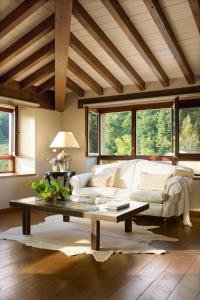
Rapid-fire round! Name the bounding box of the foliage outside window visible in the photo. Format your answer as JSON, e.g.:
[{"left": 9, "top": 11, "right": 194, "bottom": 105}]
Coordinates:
[
  {"left": 0, "top": 109, "right": 14, "bottom": 173},
  {"left": 136, "top": 108, "right": 173, "bottom": 156},
  {"left": 101, "top": 111, "right": 131, "bottom": 155},
  {"left": 179, "top": 108, "right": 200, "bottom": 154},
  {"left": 88, "top": 111, "right": 99, "bottom": 155}
]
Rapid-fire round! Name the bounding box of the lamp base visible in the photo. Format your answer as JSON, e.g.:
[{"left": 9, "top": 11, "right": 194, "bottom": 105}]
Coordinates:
[{"left": 59, "top": 157, "right": 71, "bottom": 172}]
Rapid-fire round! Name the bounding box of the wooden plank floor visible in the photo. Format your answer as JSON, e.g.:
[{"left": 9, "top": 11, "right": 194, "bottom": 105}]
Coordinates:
[{"left": 0, "top": 210, "right": 200, "bottom": 300}]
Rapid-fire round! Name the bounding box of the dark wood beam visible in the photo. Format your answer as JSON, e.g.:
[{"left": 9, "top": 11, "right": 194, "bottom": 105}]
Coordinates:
[
  {"left": 68, "top": 58, "right": 103, "bottom": 95},
  {"left": 0, "top": 81, "right": 55, "bottom": 110},
  {"left": 20, "top": 61, "right": 54, "bottom": 89},
  {"left": 78, "top": 85, "right": 200, "bottom": 108},
  {"left": 101, "top": 0, "right": 169, "bottom": 87},
  {"left": 70, "top": 33, "right": 123, "bottom": 93},
  {"left": 188, "top": 0, "right": 200, "bottom": 34},
  {"left": 66, "top": 78, "right": 85, "bottom": 97},
  {"left": 0, "top": 14, "right": 54, "bottom": 67},
  {"left": 55, "top": 0, "right": 72, "bottom": 112},
  {"left": 143, "top": 0, "right": 194, "bottom": 84},
  {"left": 37, "top": 76, "right": 55, "bottom": 95},
  {"left": 72, "top": 0, "right": 145, "bottom": 90},
  {"left": 0, "top": 0, "right": 48, "bottom": 39},
  {"left": 0, "top": 41, "right": 54, "bottom": 84}
]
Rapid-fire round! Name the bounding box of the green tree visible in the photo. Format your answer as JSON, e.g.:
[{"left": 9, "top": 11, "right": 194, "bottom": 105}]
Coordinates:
[
  {"left": 180, "top": 114, "right": 200, "bottom": 152},
  {"left": 115, "top": 134, "right": 131, "bottom": 155}
]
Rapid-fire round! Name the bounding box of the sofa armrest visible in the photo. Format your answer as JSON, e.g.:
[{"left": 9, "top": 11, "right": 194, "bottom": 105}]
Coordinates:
[
  {"left": 70, "top": 173, "right": 93, "bottom": 190},
  {"left": 165, "top": 176, "right": 193, "bottom": 197}
]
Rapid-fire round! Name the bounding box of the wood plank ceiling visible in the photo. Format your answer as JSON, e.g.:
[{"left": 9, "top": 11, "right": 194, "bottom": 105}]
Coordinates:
[{"left": 0, "top": 0, "right": 199, "bottom": 111}]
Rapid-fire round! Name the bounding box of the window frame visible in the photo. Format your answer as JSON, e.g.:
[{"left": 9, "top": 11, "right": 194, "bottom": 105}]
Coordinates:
[
  {"left": 0, "top": 106, "right": 18, "bottom": 173},
  {"left": 86, "top": 99, "right": 200, "bottom": 163}
]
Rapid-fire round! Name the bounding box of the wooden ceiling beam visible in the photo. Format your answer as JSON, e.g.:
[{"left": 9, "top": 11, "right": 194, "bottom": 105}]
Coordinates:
[
  {"left": 55, "top": 0, "right": 72, "bottom": 112},
  {"left": 37, "top": 76, "right": 55, "bottom": 95},
  {"left": 0, "top": 81, "right": 55, "bottom": 110},
  {"left": 70, "top": 33, "right": 123, "bottom": 93},
  {"left": 143, "top": 0, "right": 194, "bottom": 84},
  {"left": 72, "top": 0, "right": 145, "bottom": 90},
  {"left": 20, "top": 60, "right": 54, "bottom": 89},
  {"left": 0, "top": 0, "right": 48, "bottom": 39},
  {"left": 78, "top": 85, "right": 200, "bottom": 108},
  {"left": 36, "top": 75, "right": 85, "bottom": 97},
  {"left": 101, "top": 0, "right": 169, "bottom": 87},
  {"left": 188, "top": 0, "right": 200, "bottom": 34},
  {"left": 0, "top": 41, "right": 54, "bottom": 84},
  {"left": 66, "top": 78, "right": 85, "bottom": 97},
  {"left": 0, "top": 14, "right": 54, "bottom": 67},
  {"left": 68, "top": 58, "right": 103, "bottom": 95}
]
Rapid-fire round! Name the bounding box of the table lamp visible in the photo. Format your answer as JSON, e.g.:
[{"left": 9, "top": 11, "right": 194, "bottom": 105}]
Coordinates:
[{"left": 50, "top": 131, "right": 80, "bottom": 171}]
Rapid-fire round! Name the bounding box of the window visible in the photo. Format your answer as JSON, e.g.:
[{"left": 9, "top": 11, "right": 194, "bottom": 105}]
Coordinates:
[
  {"left": 88, "top": 110, "right": 99, "bottom": 155},
  {"left": 179, "top": 108, "right": 200, "bottom": 154},
  {"left": 101, "top": 111, "right": 132, "bottom": 156},
  {"left": 136, "top": 108, "right": 173, "bottom": 156},
  {"left": 0, "top": 107, "right": 16, "bottom": 173},
  {"left": 85, "top": 99, "right": 200, "bottom": 164}
]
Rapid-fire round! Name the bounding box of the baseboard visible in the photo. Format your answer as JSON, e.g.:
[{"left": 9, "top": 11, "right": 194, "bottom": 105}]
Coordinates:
[
  {"left": 190, "top": 210, "right": 200, "bottom": 216},
  {"left": 0, "top": 207, "right": 18, "bottom": 213}
]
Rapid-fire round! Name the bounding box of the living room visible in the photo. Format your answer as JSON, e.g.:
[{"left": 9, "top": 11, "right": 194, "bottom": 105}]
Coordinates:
[{"left": 0, "top": 0, "right": 200, "bottom": 299}]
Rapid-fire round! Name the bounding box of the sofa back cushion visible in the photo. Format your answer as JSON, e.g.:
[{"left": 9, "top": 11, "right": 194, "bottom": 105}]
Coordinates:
[
  {"left": 139, "top": 172, "right": 172, "bottom": 191},
  {"left": 131, "top": 160, "right": 175, "bottom": 193}
]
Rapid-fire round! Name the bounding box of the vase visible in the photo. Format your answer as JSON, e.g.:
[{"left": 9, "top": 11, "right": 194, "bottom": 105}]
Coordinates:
[
  {"left": 52, "top": 165, "right": 59, "bottom": 172},
  {"left": 59, "top": 158, "right": 71, "bottom": 171}
]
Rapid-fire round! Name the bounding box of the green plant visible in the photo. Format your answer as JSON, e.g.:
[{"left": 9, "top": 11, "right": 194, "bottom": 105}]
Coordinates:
[{"left": 31, "top": 179, "right": 70, "bottom": 201}]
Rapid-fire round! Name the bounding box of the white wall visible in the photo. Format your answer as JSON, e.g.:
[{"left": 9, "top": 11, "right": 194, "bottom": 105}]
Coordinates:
[{"left": 0, "top": 108, "right": 62, "bottom": 209}]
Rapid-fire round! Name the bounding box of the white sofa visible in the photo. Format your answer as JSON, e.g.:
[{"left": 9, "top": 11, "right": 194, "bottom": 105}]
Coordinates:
[{"left": 70, "top": 159, "right": 194, "bottom": 223}]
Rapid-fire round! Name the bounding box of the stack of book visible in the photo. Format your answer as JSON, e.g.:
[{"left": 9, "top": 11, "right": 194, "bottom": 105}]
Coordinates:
[{"left": 106, "top": 200, "right": 130, "bottom": 210}]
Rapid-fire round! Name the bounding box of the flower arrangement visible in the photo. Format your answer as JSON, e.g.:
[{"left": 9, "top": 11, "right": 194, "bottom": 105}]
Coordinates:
[
  {"left": 49, "top": 151, "right": 71, "bottom": 171},
  {"left": 50, "top": 157, "right": 61, "bottom": 166}
]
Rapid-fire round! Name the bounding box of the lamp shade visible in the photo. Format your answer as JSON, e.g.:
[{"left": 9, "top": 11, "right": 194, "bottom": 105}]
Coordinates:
[{"left": 50, "top": 131, "right": 80, "bottom": 149}]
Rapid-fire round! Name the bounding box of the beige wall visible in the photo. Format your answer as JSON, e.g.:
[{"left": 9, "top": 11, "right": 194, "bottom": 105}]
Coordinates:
[{"left": 0, "top": 108, "right": 62, "bottom": 209}]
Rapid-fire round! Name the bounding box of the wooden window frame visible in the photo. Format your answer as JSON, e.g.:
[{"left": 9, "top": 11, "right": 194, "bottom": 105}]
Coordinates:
[
  {"left": 0, "top": 106, "right": 18, "bottom": 173},
  {"left": 86, "top": 99, "right": 200, "bottom": 163}
]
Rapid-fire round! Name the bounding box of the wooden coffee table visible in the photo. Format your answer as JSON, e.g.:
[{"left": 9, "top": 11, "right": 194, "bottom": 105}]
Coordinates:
[{"left": 10, "top": 197, "right": 149, "bottom": 250}]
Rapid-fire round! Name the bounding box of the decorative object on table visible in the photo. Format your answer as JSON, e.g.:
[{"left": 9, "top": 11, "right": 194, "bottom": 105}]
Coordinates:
[
  {"left": 50, "top": 131, "right": 80, "bottom": 171},
  {"left": 31, "top": 179, "right": 70, "bottom": 201},
  {"left": 0, "top": 215, "right": 178, "bottom": 262},
  {"left": 49, "top": 157, "right": 61, "bottom": 172}
]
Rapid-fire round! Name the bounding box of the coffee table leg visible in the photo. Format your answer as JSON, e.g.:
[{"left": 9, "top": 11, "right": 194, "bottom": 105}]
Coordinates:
[
  {"left": 125, "top": 217, "right": 132, "bottom": 232},
  {"left": 91, "top": 219, "right": 100, "bottom": 250},
  {"left": 22, "top": 209, "right": 31, "bottom": 235},
  {"left": 63, "top": 215, "right": 70, "bottom": 222}
]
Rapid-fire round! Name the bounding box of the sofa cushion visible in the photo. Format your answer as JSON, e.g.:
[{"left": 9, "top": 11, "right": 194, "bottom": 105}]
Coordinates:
[
  {"left": 74, "top": 187, "right": 117, "bottom": 198},
  {"left": 173, "top": 167, "right": 194, "bottom": 178},
  {"left": 113, "top": 164, "right": 135, "bottom": 189},
  {"left": 88, "top": 175, "right": 111, "bottom": 187},
  {"left": 139, "top": 172, "right": 172, "bottom": 191},
  {"left": 129, "top": 190, "right": 167, "bottom": 204}
]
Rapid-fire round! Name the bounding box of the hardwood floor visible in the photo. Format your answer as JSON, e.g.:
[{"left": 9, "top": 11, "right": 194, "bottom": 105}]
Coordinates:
[{"left": 0, "top": 210, "right": 200, "bottom": 300}]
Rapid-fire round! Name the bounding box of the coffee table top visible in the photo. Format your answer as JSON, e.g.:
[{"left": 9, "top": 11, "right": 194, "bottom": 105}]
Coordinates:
[{"left": 10, "top": 196, "right": 149, "bottom": 223}]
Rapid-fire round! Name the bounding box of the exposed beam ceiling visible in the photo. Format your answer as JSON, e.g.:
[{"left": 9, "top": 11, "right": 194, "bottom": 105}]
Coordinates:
[
  {"left": 101, "top": 0, "right": 169, "bottom": 87},
  {"left": 72, "top": 0, "right": 145, "bottom": 90},
  {"left": 70, "top": 33, "right": 123, "bottom": 93},
  {"left": 0, "top": 81, "right": 55, "bottom": 110},
  {"left": 0, "top": 14, "right": 54, "bottom": 67},
  {"left": 20, "top": 60, "right": 54, "bottom": 89},
  {"left": 188, "top": 0, "right": 200, "bottom": 34},
  {"left": 143, "top": 0, "right": 194, "bottom": 84},
  {"left": 37, "top": 76, "right": 85, "bottom": 97},
  {"left": 66, "top": 78, "right": 85, "bottom": 97},
  {"left": 68, "top": 58, "right": 103, "bottom": 95},
  {"left": 55, "top": 0, "right": 72, "bottom": 112},
  {"left": 0, "top": 41, "right": 54, "bottom": 84},
  {"left": 0, "top": 0, "right": 48, "bottom": 39},
  {"left": 37, "top": 76, "right": 54, "bottom": 94}
]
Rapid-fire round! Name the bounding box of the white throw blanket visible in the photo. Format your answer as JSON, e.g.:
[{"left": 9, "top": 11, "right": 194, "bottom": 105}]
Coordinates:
[{"left": 166, "top": 176, "right": 192, "bottom": 226}]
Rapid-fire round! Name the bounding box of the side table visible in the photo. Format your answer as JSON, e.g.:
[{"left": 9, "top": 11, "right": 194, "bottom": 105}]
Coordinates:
[
  {"left": 44, "top": 171, "right": 75, "bottom": 189},
  {"left": 44, "top": 171, "right": 76, "bottom": 223}
]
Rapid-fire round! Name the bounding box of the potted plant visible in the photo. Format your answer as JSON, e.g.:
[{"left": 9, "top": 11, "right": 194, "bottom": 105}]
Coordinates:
[{"left": 31, "top": 179, "right": 70, "bottom": 202}]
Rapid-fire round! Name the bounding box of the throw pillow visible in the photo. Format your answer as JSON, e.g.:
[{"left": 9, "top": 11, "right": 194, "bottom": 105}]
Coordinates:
[
  {"left": 88, "top": 175, "right": 112, "bottom": 187},
  {"left": 173, "top": 167, "right": 194, "bottom": 178},
  {"left": 139, "top": 172, "right": 172, "bottom": 191}
]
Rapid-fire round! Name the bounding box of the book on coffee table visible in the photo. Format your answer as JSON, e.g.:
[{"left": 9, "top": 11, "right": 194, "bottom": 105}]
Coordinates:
[{"left": 106, "top": 200, "right": 130, "bottom": 210}]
